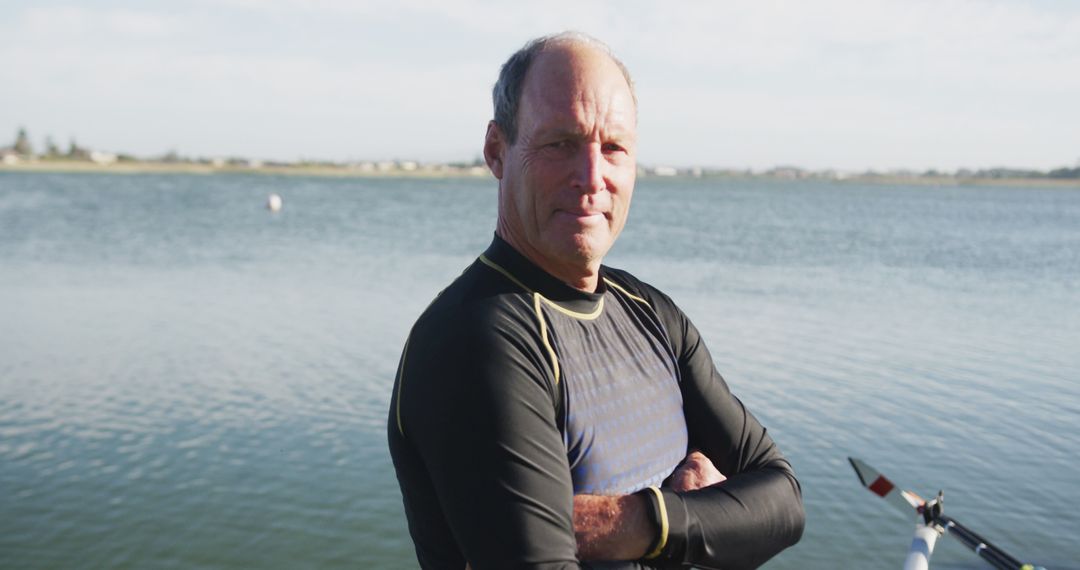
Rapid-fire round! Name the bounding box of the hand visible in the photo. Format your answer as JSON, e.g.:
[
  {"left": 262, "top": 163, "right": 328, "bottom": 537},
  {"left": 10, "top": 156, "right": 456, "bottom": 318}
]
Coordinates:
[{"left": 668, "top": 450, "right": 726, "bottom": 493}]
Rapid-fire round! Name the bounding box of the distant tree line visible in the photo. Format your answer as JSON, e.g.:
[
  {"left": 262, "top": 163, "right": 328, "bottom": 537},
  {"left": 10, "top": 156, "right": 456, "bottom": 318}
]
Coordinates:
[
  {"left": 6, "top": 126, "right": 1080, "bottom": 179},
  {"left": 958, "top": 166, "right": 1080, "bottom": 180},
  {"left": 4, "top": 127, "right": 140, "bottom": 162},
  {"left": 8, "top": 126, "right": 90, "bottom": 159}
]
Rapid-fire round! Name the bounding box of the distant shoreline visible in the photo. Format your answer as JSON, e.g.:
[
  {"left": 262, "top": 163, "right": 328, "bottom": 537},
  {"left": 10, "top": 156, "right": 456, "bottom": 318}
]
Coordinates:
[
  {"left": 0, "top": 159, "right": 492, "bottom": 179},
  {"left": 2, "top": 159, "right": 1079, "bottom": 188}
]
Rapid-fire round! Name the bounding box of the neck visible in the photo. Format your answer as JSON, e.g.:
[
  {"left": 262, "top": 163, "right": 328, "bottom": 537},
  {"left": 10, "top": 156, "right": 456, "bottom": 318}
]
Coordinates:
[{"left": 495, "top": 227, "right": 601, "bottom": 292}]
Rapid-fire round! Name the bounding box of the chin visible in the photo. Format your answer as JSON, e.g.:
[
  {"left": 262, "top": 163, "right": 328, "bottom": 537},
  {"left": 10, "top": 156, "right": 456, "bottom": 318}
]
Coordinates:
[{"left": 566, "top": 235, "right": 611, "bottom": 264}]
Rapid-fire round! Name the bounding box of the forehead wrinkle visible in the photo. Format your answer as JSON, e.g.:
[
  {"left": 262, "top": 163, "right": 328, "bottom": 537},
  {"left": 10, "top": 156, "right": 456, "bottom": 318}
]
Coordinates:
[
  {"left": 518, "top": 44, "right": 637, "bottom": 144},
  {"left": 549, "top": 89, "right": 630, "bottom": 138}
]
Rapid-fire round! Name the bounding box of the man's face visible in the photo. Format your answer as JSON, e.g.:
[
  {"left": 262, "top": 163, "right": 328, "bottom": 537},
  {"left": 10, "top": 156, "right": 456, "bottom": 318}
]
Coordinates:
[{"left": 491, "top": 44, "right": 637, "bottom": 282}]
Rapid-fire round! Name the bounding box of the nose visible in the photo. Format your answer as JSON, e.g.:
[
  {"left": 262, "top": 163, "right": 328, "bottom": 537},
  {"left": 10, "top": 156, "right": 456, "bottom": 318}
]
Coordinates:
[{"left": 571, "top": 143, "right": 605, "bottom": 194}]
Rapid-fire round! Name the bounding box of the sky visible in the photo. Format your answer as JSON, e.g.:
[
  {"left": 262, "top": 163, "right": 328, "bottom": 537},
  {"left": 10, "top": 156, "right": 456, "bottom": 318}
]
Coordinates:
[{"left": 2, "top": 0, "right": 1079, "bottom": 171}]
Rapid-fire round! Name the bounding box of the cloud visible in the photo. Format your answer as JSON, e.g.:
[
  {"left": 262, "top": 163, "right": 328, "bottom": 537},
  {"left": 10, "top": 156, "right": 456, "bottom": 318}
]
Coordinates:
[
  {"left": 18, "top": 5, "right": 179, "bottom": 40},
  {"left": 618, "top": 0, "right": 1080, "bottom": 168},
  {"left": 3, "top": 1, "right": 1078, "bottom": 168}
]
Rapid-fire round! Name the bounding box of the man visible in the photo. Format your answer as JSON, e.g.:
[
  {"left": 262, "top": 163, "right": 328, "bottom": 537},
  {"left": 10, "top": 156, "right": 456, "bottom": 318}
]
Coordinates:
[{"left": 388, "top": 32, "right": 804, "bottom": 569}]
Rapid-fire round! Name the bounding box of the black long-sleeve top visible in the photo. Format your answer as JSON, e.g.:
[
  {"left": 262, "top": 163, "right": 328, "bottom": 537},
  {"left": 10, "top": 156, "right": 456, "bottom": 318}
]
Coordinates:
[{"left": 388, "top": 235, "right": 804, "bottom": 569}]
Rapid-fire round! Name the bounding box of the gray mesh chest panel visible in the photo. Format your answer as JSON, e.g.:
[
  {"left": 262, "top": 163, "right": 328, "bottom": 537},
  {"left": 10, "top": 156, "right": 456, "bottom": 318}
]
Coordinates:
[{"left": 544, "top": 288, "right": 688, "bottom": 495}]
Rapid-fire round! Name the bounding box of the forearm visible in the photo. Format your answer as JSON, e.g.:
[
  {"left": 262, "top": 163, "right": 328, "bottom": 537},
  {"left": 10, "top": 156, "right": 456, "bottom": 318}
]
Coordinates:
[
  {"left": 652, "top": 462, "right": 804, "bottom": 569},
  {"left": 573, "top": 450, "right": 728, "bottom": 563},
  {"left": 573, "top": 469, "right": 802, "bottom": 569},
  {"left": 572, "top": 493, "right": 653, "bottom": 561}
]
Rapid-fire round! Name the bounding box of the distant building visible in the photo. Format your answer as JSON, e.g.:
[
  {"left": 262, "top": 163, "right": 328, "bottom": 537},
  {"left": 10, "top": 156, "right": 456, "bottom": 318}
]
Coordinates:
[
  {"left": 766, "top": 166, "right": 806, "bottom": 179},
  {"left": 1, "top": 147, "right": 20, "bottom": 165},
  {"left": 90, "top": 151, "right": 118, "bottom": 165}
]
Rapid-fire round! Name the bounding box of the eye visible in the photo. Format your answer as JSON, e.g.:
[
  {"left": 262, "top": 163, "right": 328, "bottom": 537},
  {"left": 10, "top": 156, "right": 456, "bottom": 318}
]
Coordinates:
[
  {"left": 540, "top": 139, "right": 577, "bottom": 155},
  {"left": 602, "top": 142, "right": 626, "bottom": 154}
]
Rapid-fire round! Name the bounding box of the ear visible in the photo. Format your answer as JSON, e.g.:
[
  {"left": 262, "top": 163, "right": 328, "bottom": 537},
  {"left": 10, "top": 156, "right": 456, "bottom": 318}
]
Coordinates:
[{"left": 483, "top": 120, "right": 505, "bottom": 180}]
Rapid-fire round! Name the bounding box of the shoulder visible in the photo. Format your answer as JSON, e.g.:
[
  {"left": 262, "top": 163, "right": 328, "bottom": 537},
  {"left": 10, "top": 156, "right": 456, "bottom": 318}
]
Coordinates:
[
  {"left": 601, "top": 264, "right": 700, "bottom": 358},
  {"left": 410, "top": 258, "right": 540, "bottom": 349},
  {"left": 395, "top": 258, "right": 560, "bottom": 436},
  {"left": 403, "top": 258, "right": 555, "bottom": 393},
  {"left": 601, "top": 265, "right": 683, "bottom": 317}
]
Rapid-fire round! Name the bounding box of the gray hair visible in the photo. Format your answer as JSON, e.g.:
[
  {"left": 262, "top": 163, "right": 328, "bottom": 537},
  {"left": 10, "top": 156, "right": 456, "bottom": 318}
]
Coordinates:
[{"left": 492, "top": 31, "right": 636, "bottom": 145}]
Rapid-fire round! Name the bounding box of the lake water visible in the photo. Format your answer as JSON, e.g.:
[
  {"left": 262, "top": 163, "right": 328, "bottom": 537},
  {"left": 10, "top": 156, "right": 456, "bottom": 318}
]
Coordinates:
[{"left": 1, "top": 172, "right": 1078, "bottom": 569}]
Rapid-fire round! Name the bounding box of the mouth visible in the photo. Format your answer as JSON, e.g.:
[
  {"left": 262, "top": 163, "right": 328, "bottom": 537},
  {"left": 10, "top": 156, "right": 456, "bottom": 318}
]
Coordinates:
[
  {"left": 554, "top": 209, "right": 607, "bottom": 226},
  {"left": 556, "top": 208, "right": 608, "bottom": 219}
]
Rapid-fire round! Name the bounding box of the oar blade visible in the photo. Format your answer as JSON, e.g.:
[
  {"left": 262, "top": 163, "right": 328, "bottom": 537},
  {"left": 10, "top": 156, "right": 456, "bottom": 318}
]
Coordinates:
[{"left": 848, "top": 457, "right": 925, "bottom": 516}]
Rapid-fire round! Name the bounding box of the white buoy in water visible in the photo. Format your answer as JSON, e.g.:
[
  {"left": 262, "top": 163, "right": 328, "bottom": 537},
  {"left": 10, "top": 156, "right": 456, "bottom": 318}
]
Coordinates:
[{"left": 266, "top": 193, "right": 283, "bottom": 212}]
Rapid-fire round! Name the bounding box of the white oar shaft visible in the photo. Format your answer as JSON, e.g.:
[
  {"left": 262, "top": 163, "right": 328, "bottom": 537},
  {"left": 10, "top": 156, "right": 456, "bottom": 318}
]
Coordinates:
[{"left": 902, "top": 522, "right": 940, "bottom": 570}]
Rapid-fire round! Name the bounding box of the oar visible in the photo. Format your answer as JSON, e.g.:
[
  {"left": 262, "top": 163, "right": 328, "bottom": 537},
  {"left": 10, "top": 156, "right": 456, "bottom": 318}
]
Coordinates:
[{"left": 848, "top": 457, "right": 1045, "bottom": 570}]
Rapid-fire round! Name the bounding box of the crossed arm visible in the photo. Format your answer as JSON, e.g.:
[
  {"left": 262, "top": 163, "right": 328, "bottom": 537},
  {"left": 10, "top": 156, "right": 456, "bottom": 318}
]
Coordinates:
[
  {"left": 574, "top": 451, "right": 728, "bottom": 561},
  {"left": 570, "top": 278, "right": 805, "bottom": 568}
]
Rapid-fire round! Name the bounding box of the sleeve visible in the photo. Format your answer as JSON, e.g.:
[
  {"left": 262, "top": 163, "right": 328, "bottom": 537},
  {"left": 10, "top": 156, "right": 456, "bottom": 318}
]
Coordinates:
[
  {"left": 388, "top": 303, "right": 582, "bottom": 569},
  {"left": 639, "top": 287, "right": 805, "bottom": 570}
]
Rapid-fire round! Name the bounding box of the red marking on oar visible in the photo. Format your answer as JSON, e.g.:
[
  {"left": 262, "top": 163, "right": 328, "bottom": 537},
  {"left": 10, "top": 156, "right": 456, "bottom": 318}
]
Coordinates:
[{"left": 869, "top": 476, "right": 895, "bottom": 497}]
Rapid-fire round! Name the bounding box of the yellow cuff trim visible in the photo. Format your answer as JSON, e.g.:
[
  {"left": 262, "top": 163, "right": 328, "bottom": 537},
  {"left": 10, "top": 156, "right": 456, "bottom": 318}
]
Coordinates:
[{"left": 644, "top": 486, "right": 669, "bottom": 559}]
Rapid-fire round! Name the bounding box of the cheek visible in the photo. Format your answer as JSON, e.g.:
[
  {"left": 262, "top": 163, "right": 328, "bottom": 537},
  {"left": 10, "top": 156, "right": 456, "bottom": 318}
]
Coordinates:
[
  {"left": 522, "top": 168, "right": 560, "bottom": 215},
  {"left": 608, "top": 190, "right": 633, "bottom": 236},
  {"left": 613, "top": 188, "right": 633, "bottom": 216},
  {"left": 608, "top": 166, "right": 635, "bottom": 205}
]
